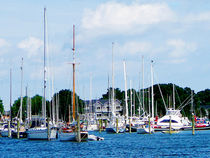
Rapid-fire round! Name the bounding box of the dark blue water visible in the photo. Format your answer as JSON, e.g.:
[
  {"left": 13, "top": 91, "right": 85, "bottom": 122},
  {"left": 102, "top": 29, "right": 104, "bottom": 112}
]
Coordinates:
[{"left": 0, "top": 131, "right": 210, "bottom": 158}]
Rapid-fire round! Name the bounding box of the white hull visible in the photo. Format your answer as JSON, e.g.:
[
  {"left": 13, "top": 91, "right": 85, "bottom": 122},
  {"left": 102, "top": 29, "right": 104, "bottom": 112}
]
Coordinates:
[
  {"left": 1, "top": 130, "right": 9, "bottom": 137},
  {"left": 27, "top": 128, "right": 57, "bottom": 140},
  {"left": 59, "top": 131, "right": 88, "bottom": 141},
  {"left": 137, "top": 127, "right": 154, "bottom": 134},
  {"left": 59, "top": 132, "right": 76, "bottom": 141},
  {"left": 1, "top": 129, "right": 14, "bottom": 137},
  {"left": 88, "top": 134, "right": 104, "bottom": 141}
]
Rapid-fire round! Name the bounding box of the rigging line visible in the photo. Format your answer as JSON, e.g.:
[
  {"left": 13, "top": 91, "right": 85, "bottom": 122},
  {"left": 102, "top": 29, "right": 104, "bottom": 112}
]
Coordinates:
[
  {"left": 177, "top": 94, "right": 192, "bottom": 110},
  {"left": 177, "top": 95, "right": 195, "bottom": 114},
  {"left": 157, "top": 83, "right": 167, "bottom": 111},
  {"left": 153, "top": 71, "right": 167, "bottom": 111},
  {"left": 179, "top": 99, "right": 192, "bottom": 112},
  {"left": 135, "top": 90, "right": 144, "bottom": 113},
  {"left": 174, "top": 85, "right": 182, "bottom": 106}
]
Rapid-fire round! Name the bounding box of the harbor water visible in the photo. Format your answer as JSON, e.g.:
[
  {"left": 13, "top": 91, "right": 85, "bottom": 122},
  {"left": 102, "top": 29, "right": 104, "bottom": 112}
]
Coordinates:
[{"left": 0, "top": 130, "right": 210, "bottom": 157}]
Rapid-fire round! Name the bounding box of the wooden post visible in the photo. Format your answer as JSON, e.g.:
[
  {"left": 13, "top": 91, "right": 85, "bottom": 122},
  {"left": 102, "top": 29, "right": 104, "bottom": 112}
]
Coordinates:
[
  {"left": 169, "top": 116, "right": 172, "bottom": 134},
  {"left": 105, "top": 119, "right": 107, "bottom": 128},
  {"left": 8, "top": 120, "right": 11, "bottom": 138},
  {"left": 76, "top": 114, "right": 81, "bottom": 142},
  {"left": 47, "top": 117, "right": 50, "bottom": 141},
  {"left": 192, "top": 113, "right": 195, "bottom": 135},
  {"left": 149, "top": 117, "right": 151, "bottom": 134},
  {"left": 17, "top": 119, "right": 20, "bottom": 139},
  {"left": 116, "top": 118, "right": 119, "bottom": 133},
  {"left": 129, "top": 117, "right": 131, "bottom": 133},
  {"left": 99, "top": 119, "right": 102, "bottom": 133}
]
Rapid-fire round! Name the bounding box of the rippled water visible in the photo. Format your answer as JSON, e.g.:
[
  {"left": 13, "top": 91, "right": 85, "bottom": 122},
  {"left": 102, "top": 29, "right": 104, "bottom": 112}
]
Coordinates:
[{"left": 0, "top": 130, "right": 210, "bottom": 157}]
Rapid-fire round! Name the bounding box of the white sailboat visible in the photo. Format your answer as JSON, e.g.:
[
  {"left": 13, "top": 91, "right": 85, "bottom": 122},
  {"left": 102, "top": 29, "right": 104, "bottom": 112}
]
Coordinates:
[
  {"left": 137, "top": 60, "right": 155, "bottom": 134},
  {"left": 106, "top": 43, "right": 125, "bottom": 133},
  {"left": 85, "top": 74, "right": 98, "bottom": 131},
  {"left": 27, "top": 8, "right": 56, "bottom": 140},
  {"left": 0, "top": 69, "right": 14, "bottom": 137}
]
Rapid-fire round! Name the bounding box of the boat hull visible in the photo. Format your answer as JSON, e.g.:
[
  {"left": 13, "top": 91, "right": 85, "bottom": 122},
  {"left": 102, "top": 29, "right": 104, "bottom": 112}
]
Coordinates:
[
  {"left": 59, "top": 132, "right": 76, "bottom": 141},
  {"left": 27, "top": 128, "right": 57, "bottom": 140},
  {"left": 137, "top": 127, "right": 154, "bottom": 134},
  {"left": 106, "top": 127, "right": 125, "bottom": 133},
  {"left": 59, "top": 131, "right": 88, "bottom": 141},
  {"left": 0, "top": 129, "right": 14, "bottom": 137},
  {"left": 12, "top": 131, "right": 27, "bottom": 138},
  {"left": 1, "top": 130, "right": 9, "bottom": 137}
]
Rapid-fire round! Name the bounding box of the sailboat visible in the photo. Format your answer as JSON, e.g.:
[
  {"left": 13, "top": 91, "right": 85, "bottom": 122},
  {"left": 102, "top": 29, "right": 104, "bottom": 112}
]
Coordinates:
[
  {"left": 59, "top": 25, "right": 88, "bottom": 141},
  {"left": 26, "top": 8, "right": 57, "bottom": 140},
  {"left": 85, "top": 76, "right": 98, "bottom": 132},
  {"left": 0, "top": 69, "right": 15, "bottom": 137},
  {"left": 106, "top": 43, "right": 125, "bottom": 133},
  {"left": 137, "top": 60, "right": 155, "bottom": 134},
  {"left": 12, "top": 58, "right": 28, "bottom": 138}
]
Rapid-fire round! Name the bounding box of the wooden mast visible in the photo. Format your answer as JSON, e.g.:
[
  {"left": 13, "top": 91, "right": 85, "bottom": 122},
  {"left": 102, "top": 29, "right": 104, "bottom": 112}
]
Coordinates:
[{"left": 72, "top": 25, "right": 76, "bottom": 120}]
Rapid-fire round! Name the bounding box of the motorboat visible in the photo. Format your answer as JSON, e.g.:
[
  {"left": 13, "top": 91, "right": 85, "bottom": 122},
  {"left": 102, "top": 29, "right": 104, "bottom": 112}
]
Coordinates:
[{"left": 155, "top": 108, "right": 184, "bottom": 131}]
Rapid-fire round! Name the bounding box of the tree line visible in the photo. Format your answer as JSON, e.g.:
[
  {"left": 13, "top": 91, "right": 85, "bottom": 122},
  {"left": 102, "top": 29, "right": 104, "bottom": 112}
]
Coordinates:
[{"left": 1, "top": 83, "right": 210, "bottom": 121}]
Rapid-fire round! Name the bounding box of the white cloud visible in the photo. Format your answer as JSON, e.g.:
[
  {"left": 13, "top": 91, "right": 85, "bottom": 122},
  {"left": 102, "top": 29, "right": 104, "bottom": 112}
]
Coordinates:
[
  {"left": 185, "top": 12, "right": 210, "bottom": 22},
  {"left": 165, "top": 59, "right": 186, "bottom": 64},
  {"left": 18, "top": 37, "right": 43, "bottom": 57},
  {"left": 167, "top": 39, "right": 197, "bottom": 58},
  {"left": 0, "top": 38, "right": 10, "bottom": 48},
  {"left": 0, "top": 38, "right": 10, "bottom": 56},
  {"left": 118, "top": 41, "right": 151, "bottom": 55},
  {"left": 0, "top": 70, "right": 7, "bottom": 78},
  {"left": 80, "top": 2, "right": 175, "bottom": 38}
]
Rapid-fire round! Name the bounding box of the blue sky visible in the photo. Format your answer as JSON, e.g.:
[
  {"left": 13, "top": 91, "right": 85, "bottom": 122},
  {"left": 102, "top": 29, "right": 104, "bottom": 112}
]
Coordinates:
[{"left": 1, "top": 0, "right": 210, "bottom": 110}]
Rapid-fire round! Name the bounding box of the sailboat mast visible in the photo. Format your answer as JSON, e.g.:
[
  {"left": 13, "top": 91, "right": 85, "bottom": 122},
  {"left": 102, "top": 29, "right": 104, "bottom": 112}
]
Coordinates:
[
  {"left": 56, "top": 93, "right": 59, "bottom": 124},
  {"left": 151, "top": 60, "right": 154, "bottom": 120},
  {"left": 111, "top": 42, "right": 115, "bottom": 117},
  {"left": 26, "top": 86, "right": 28, "bottom": 121},
  {"left": 43, "top": 7, "right": 47, "bottom": 127},
  {"left": 20, "top": 57, "right": 23, "bottom": 123},
  {"left": 123, "top": 61, "right": 128, "bottom": 123},
  {"left": 142, "top": 56, "right": 144, "bottom": 114},
  {"left": 10, "top": 69, "right": 12, "bottom": 122},
  {"left": 130, "top": 80, "right": 132, "bottom": 117},
  {"left": 89, "top": 74, "right": 92, "bottom": 115},
  {"left": 191, "top": 90, "right": 194, "bottom": 113},
  {"left": 173, "top": 84, "right": 175, "bottom": 109},
  {"left": 72, "top": 25, "right": 76, "bottom": 120},
  {"left": 108, "top": 74, "right": 110, "bottom": 118}
]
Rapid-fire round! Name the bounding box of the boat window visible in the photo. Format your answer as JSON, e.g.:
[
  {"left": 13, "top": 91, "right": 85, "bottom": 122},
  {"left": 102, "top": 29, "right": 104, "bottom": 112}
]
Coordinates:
[{"left": 160, "top": 119, "right": 178, "bottom": 123}]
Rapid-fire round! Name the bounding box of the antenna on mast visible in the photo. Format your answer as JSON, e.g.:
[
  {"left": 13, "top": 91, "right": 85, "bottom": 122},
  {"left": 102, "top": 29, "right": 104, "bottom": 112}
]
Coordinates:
[{"left": 73, "top": 25, "right": 75, "bottom": 52}]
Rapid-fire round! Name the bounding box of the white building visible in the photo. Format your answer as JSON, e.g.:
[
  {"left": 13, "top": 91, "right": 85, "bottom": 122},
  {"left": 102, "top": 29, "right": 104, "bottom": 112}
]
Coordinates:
[{"left": 85, "top": 99, "right": 123, "bottom": 120}]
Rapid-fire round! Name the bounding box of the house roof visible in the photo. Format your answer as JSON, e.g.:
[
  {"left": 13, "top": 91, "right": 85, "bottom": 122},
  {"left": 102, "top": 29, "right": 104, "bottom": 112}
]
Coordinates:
[{"left": 84, "top": 99, "right": 121, "bottom": 106}]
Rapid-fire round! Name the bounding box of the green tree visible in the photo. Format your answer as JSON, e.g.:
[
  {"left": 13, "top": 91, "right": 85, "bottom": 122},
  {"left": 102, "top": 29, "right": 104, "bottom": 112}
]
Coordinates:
[{"left": 0, "top": 98, "right": 4, "bottom": 116}]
